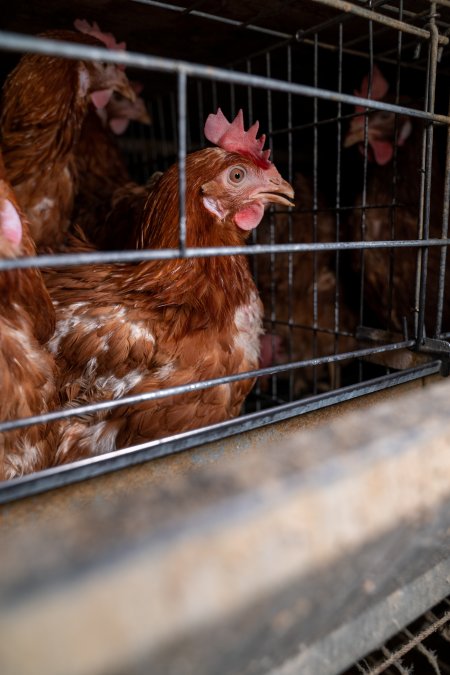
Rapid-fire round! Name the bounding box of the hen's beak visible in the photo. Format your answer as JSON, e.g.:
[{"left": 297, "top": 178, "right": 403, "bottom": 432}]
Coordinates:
[
  {"left": 137, "top": 108, "right": 152, "bottom": 125},
  {"left": 343, "top": 118, "right": 366, "bottom": 148},
  {"left": 259, "top": 176, "right": 295, "bottom": 208},
  {"left": 114, "top": 70, "right": 137, "bottom": 102}
]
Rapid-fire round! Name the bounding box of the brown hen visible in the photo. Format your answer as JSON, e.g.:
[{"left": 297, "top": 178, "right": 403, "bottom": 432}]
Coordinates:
[
  {"left": 72, "top": 90, "right": 151, "bottom": 245},
  {"left": 71, "top": 20, "right": 151, "bottom": 246},
  {"left": 0, "top": 157, "right": 58, "bottom": 480},
  {"left": 344, "top": 65, "right": 447, "bottom": 336},
  {"left": 0, "top": 29, "right": 135, "bottom": 249},
  {"left": 44, "top": 110, "right": 294, "bottom": 463}
]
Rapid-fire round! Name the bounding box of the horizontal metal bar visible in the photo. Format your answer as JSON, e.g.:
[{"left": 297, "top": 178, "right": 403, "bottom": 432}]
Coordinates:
[
  {"left": 1, "top": 239, "right": 450, "bottom": 271},
  {"left": 0, "top": 341, "right": 415, "bottom": 432},
  {"left": 308, "top": 0, "right": 449, "bottom": 45},
  {"left": 429, "top": 0, "right": 450, "bottom": 8},
  {"left": 296, "top": 0, "right": 393, "bottom": 40},
  {"left": 262, "top": 316, "right": 355, "bottom": 338},
  {"left": 0, "top": 360, "right": 441, "bottom": 503},
  {"left": 0, "top": 32, "right": 448, "bottom": 125},
  {"left": 131, "top": 0, "right": 292, "bottom": 39}
]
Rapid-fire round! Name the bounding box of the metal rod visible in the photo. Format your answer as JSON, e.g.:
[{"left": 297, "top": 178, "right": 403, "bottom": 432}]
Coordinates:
[
  {"left": 334, "top": 22, "right": 343, "bottom": 360},
  {"left": 0, "top": 32, "right": 447, "bottom": 124},
  {"left": 177, "top": 70, "right": 187, "bottom": 251},
  {"left": 308, "top": 0, "right": 449, "bottom": 44},
  {"left": 0, "top": 360, "right": 441, "bottom": 504},
  {"left": 130, "top": 0, "right": 292, "bottom": 38},
  {"left": 0, "top": 341, "right": 416, "bottom": 433},
  {"left": 435, "top": 93, "right": 450, "bottom": 336},
  {"left": 287, "top": 44, "right": 294, "bottom": 401},
  {"left": 416, "top": 7, "right": 439, "bottom": 344},
  {"left": 312, "top": 33, "right": 319, "bottom": 394},
  {"left": 2, "top": 239, "right": 450, "bottom": 271},
  {"left": 386, "top": 0, "right": 404, "bottom": 331},
  {"left": 296, "top": 0, "right": 392, "bottom": 40}
]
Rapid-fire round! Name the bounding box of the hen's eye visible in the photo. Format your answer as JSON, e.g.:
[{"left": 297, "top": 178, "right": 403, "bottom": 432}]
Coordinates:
[{"left": 228, "top": 166, "right": 246, "bottom": 185}]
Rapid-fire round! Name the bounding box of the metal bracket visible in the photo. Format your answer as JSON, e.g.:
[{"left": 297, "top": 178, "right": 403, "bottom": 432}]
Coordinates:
[
  {"left": 415, "top": 337, "right": 450, "bottom": 376},
  {"left": 356, "top": 326, "right": 450, "bottom": 376}
]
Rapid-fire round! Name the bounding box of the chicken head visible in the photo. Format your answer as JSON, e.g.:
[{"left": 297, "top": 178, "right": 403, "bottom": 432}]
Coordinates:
[{"left": 202, "top": 109, "right": 294, "bottom": 231}]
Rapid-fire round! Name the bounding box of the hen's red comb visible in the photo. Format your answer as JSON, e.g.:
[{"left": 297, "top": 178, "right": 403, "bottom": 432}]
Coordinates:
[
  {"left": 204, "top": 108, "right": 271, "bottom": 169},
  {"left": 74, "top": 19, "right": 127, "bottom": 69}
]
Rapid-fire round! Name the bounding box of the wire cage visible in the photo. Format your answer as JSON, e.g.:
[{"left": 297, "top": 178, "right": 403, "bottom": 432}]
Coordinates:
[
  {"left": 344, "top": 596, "right": 450, "bottom": 675},
  {"left": 1, "top": 0, "right": 450, "bottom": 499}
]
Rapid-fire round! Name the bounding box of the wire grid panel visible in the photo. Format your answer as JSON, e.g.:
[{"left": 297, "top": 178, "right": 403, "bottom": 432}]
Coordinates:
[
  {"left": 344, "top": 597, "right": 450, "bottom": 675},
  {"left": 1, "top": 0, "right": 450, "bottom": 493}
]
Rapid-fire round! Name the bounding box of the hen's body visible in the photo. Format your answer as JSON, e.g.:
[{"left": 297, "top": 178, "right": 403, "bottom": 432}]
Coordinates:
[
  {"left": 45, "top": 140, "right": 293, "bottom": 463},
  {"left": 0, "top": 30, "right": 134, "bottom": 249},
  {"left": 0, "top": 163, "right": 58, "bottom": 479}
]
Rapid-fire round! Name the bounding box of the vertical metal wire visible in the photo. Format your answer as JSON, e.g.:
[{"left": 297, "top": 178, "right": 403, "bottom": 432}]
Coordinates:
[
  {"left": 334, "top": 22, "right": 343, "bottom": 376},
  {"left": 157, "top": 96, "right": 168, "bottom": 164},
  {"left": 211, "top": 79, "right": 218, "bottom": 115},
  {"left": 415, "top": 4, "right": 439, "bottom": 345},
  {"left": 387, "top": 0, "right": 404, "bottom": 333},
  {"left": 148, "top": 99, "right": 158, "bottom": 170},
  {"left": 287, "top": 44, "right": 295, "bottom": 401},
  {"left": 246, "top": 56, "right": 262, "bottom": 412},
  {"left": 197, "top": 80, "right": 204, "bottom": 148},
  {"left": 358, "top": 3, "right": 375, "bottom": 383},
  {"left": 246, "top": 58, "right": 254, "bottom": 123},
  {"left": 266, "top": 50, "right": 277, "bottom": 402},
  {"left": 230, "top": 66, "right": 236, "bottom": 117},
  {"left": 312, "top": 34, "right": 319, "bottom": 394},
  {"left": 170, "top": 91, "right": 177, "bottom": 169},
  {"left": 177, "top": 69, "right": 187, "bottom": 252},
  {"left": 435, "top": 93, "right": 450, "bottom": 337}
]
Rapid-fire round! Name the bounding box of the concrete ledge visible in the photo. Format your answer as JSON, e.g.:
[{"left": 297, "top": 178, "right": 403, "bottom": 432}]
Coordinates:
[{"left": 1, "top": 376, "right": 450, "bottom": 674}]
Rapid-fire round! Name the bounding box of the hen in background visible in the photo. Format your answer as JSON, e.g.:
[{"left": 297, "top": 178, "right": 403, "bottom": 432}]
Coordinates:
[
  {"left": 44, "top": 109, "right": 294, "bottom": 463},
  {"left": 72, "top": 20, "right": 151, "bottom": 246},
  {"left": 0, "top": 28, "right": 136, "bottom": 249},
  {"left": 257, "top": 174, "right": 357, "bottom": 395},
  {"left": 344, "top": 65, "right": 447, "bottom": 336},
  {"left": 0, "top": 156, "right": 58, "bottom": 480}
]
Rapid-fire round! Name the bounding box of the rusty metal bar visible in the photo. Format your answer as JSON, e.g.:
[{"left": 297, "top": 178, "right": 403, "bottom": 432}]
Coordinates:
[
  {"left": 415, "top": 6, "right": 439, "bottom": 344},
  {"left": 308, "top": 0, "right": 449, "bottom": 45}
]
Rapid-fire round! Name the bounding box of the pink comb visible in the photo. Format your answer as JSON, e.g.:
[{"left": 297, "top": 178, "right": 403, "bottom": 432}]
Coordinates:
[
  {"left": 204, "top": 108, "right": 271, "bottom": 169},
  {"left": 74, "top": 19, "right": 127, "bottom": 69}
]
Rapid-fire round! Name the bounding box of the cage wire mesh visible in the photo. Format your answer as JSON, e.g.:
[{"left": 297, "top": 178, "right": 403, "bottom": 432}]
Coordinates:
[
  {"left": 343, "top": 596, "right": 450, "bottom": 675},
  {"left": 1, "top": 0, "right": 450, "bottom": 493}
]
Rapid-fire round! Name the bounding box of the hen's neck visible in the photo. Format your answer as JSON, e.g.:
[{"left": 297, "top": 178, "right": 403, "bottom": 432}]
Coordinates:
[{"left": 119, "top": 151, "right": 256, "bottom": 332}]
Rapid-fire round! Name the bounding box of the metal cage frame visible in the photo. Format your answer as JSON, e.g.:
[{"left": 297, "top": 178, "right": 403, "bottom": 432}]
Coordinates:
[{"left": 1, "top": 0, "right": 450, "bottom": 501}]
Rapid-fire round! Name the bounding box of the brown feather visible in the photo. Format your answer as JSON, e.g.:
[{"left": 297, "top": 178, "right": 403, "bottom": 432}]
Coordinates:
[
  {"left": 0, "top": 157, "right": 59, "bottom": 479},
  {"left": 0, "top": 30, "right": 135, "bottom": 249}
]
